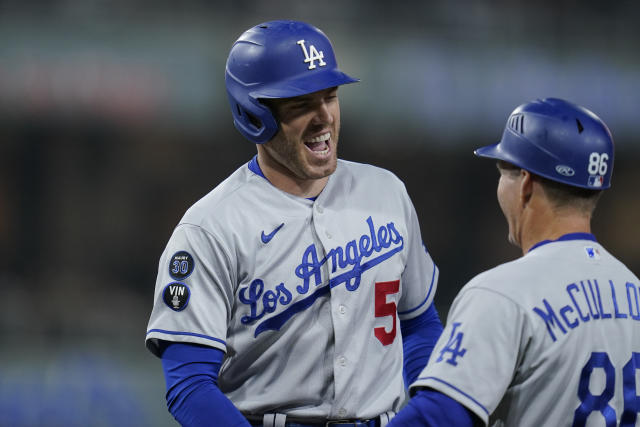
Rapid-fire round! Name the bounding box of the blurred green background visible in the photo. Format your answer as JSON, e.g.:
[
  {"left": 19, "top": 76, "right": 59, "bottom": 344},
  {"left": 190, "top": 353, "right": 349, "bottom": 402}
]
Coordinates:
[{"left": 1, "top": 1, "right": 639, "bottom": 425}]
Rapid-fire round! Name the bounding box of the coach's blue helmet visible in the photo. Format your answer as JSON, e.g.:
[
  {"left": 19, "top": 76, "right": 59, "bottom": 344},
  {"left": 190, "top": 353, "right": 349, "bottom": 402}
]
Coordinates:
[
  {"left": 225, "top": 20, "right": 359, "bottom": 144},
  {"left": 475, "top": 98, "right": 614, "bottom": 189}
]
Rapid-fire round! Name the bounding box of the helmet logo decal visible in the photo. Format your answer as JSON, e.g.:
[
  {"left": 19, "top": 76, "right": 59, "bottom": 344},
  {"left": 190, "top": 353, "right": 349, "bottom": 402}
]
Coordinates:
[
  {"left": 555, "top": 165, "right": 575, "bottom": 176},
  {"left": 588, "top": 176, "right": 604, "bottom": 188},
  {"left": 296, "top": 39, "right": 327, "bottom": 70}
]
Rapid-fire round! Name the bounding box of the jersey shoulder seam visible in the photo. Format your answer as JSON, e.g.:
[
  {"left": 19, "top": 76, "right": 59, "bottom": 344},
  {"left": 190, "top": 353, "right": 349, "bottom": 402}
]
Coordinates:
[
  {"left": 175, "top": 222, "right": 235, "bottom": 278},
  {"left": 186, "top": 161, "right": 267, "bottom": 214},
  {"left": 458, "top": 285, "right": 528, "bottom": 315}
]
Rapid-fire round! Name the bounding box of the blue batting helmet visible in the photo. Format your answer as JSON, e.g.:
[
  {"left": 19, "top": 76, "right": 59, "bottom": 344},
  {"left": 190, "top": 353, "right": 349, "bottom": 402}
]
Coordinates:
[
  {"left": 225, "top": 20, "right": 359, "bottom": 144},
  {"left": 475, "top": 98, "right": 614, "bottom": 189}
]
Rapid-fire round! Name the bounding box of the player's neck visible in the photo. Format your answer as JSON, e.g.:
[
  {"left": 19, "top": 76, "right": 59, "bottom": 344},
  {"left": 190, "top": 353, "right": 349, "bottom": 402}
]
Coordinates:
[
  {"left": 267, "top": 173, "right": 329, "bottom": 198},
  {"left": 519, "top": 208, "right": 592, "bottom": 254},
  {"left": 256, "top": 153, "right": 329, "bottom": 198}
]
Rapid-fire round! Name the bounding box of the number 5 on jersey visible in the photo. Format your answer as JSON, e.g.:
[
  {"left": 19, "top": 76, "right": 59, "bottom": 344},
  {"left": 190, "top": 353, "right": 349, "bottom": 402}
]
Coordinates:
[{"left": 374, "top": 280, "right": 400, "bottom": 346}]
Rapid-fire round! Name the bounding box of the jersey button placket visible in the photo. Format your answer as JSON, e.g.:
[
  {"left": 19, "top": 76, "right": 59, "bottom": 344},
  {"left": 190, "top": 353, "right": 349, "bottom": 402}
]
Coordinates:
[
  {"left": 313, "top": 203, "right": 331, "bottom": 241},
  {"left": 337, "top": 356, "right": 347, "bottom": 367}
]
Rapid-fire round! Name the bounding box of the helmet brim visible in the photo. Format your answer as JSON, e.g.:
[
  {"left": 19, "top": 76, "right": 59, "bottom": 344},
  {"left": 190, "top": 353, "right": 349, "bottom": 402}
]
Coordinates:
[
  {"left": 474, "top": 142, "right": 529, "bottom": 170},
  {"left": 474, "top": 143, "right": 499, "bottom": 159},
  {"left": 475, "top": 142, "right": 508, "bottom": 162},
  {"left": 250, "top": 69, "right": 359, "bottom": 100}
]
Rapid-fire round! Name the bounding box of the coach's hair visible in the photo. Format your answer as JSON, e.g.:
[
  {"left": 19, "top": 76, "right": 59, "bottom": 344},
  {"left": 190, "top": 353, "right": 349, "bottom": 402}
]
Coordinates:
[
  {"left": 536, "top": 175, "right": 603, "bottom": 215},
  {"left": 496, "top": 160, "right": 602, "bottom": 215}
]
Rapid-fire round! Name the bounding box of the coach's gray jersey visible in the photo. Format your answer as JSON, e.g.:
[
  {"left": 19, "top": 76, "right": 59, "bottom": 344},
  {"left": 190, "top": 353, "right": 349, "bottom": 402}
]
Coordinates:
[
  {"left": 146, "top": 158, "right": 438, "bottom": 420},
  {"left": 411, "top": 236, "right": 640, "bottom": 426}
]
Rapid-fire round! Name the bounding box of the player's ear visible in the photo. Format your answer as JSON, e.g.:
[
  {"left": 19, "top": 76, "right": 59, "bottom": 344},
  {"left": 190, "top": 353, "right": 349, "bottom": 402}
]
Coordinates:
[{"left": 520, "top": 169, "right": 534, "bottom": 207}]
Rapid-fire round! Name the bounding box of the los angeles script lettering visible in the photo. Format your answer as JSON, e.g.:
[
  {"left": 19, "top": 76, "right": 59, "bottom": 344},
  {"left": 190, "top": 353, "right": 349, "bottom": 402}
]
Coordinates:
[{"left": 239, "top": 216, "right": 404, "bottom": 325}]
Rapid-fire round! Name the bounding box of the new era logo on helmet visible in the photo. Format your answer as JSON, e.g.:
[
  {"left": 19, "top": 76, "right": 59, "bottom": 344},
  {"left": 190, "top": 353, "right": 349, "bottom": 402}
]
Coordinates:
[{"left": 297, "top": 39, "right": 326, "bottom": 70}]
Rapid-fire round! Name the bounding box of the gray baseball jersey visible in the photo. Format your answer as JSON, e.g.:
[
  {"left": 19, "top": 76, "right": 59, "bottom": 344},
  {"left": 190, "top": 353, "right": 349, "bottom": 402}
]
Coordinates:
[
  {"left": 146, "top": 158, "right": 438, "bottom": 420},
  {"left": 410, "top": 235, "right": 640, "bottom": 426}
]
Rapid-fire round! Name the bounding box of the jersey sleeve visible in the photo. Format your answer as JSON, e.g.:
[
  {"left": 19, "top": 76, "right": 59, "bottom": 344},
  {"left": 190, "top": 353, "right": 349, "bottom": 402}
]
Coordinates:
[
  {"left": 397, "top": 190, "right": 439, "bottom": 320},
  {"left": 409, "top": 287, "right": 526, "bottom": 425},
  {"left": 146, "top": 223, "right": 236, "bottom": 357}
]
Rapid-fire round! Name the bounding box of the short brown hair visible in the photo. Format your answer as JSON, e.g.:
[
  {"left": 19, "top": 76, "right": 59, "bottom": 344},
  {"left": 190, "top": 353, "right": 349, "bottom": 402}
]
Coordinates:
[
  {"left": 496, "top": 160, "right": 602, "bottom": 214},
  {"left": 536, "top": 175, "right": 603, "bottom": 215}
]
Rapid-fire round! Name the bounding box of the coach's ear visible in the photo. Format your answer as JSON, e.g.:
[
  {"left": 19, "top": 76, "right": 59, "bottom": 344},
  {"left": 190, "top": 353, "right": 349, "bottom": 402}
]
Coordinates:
[{"left": 519, "top": 169, "right": 534, "bottom": 208}]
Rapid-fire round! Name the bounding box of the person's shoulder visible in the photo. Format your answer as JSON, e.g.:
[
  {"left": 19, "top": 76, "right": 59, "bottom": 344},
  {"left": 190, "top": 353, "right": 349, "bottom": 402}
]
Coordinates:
[
  {"left": 337, "top": 159, "right": 405, "bottom": 186},
  {"left": 462, "top": 256, "right": 534, "bottom": 297},
  {"left": 180, "top": 161, "right": 258, "bottom": 226},
  {"left": 338, "top": 158, "right": 400, "bottom": 177},
  {"left": 590, "top": 242, "right": 640, "bottom": 282}
]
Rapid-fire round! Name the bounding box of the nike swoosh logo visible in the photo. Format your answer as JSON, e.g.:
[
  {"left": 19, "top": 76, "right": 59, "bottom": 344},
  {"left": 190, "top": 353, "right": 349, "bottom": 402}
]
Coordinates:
[{"left": 261, "top": 223, "right": 284, "bottom": 244}]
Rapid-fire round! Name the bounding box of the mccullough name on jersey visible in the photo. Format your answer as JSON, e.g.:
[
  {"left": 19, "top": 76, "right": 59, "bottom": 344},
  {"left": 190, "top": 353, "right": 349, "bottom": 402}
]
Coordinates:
[
  {"left": 239, "top": 216, "right": 404, "bottom": 337},
  {"left": 534, "top": 278, "right": 640, "bottom": 342}
]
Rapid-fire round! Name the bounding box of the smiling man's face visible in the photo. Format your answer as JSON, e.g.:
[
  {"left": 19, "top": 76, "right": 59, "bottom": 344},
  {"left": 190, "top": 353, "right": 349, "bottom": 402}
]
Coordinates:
[{"left": 259, "top": 86, "right": 341, "bottom": 186}]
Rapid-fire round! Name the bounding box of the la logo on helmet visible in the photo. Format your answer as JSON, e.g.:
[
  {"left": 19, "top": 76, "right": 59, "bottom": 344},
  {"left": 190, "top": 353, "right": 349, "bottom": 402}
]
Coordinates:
[{"left": 297, "top": 39, "right": 326, "bottom": 69}]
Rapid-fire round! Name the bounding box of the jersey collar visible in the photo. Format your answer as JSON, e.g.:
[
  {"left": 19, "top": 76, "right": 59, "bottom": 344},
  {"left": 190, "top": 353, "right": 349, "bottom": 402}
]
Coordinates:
[
  {"left": 247, "top": 155, "right": 319, "bottom": 201},
  {"left": 248, "top": 154, "right": 267, "bottom": 179},
  {"left": 528, "top": 232, "right": 597, "bottom": 253}
]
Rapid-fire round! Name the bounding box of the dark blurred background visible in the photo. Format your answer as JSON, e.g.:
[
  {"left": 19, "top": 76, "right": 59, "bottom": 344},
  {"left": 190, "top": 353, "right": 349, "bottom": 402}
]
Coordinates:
[{"left": 1, "top": 1, "right": 639, "bottom": 425}]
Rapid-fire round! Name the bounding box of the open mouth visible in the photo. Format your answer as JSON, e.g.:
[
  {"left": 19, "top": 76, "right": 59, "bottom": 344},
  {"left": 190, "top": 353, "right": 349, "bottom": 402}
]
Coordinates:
[{"left": 304, "top": 132, "right": 331, "bottom": 155}]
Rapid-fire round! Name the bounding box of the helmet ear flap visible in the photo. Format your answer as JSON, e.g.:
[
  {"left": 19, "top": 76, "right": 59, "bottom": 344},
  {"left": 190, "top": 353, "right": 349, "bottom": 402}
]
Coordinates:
[{"left": 227, "top": 92, "right": 279, "bottom": 144}]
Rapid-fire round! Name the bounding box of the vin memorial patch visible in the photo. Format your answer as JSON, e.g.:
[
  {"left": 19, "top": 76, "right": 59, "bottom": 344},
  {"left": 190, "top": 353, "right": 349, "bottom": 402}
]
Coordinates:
[{"left": 163, "top": 282, "right": 190, "bottom": 311}]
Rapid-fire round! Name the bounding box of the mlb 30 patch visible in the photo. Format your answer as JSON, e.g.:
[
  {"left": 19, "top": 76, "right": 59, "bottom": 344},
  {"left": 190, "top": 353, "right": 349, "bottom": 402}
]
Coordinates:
[{"left": 169, "top": 251, "right": 195, "bottom": 280}]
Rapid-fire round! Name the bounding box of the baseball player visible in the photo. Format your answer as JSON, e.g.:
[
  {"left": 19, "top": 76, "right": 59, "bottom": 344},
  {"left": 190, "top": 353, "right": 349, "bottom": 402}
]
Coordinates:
[
  {"left": 145, "top": 20, "right": 443, "bottom": 427},
  {"left": 388, "top": 98, "right": 640, "bottom": 426}
]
